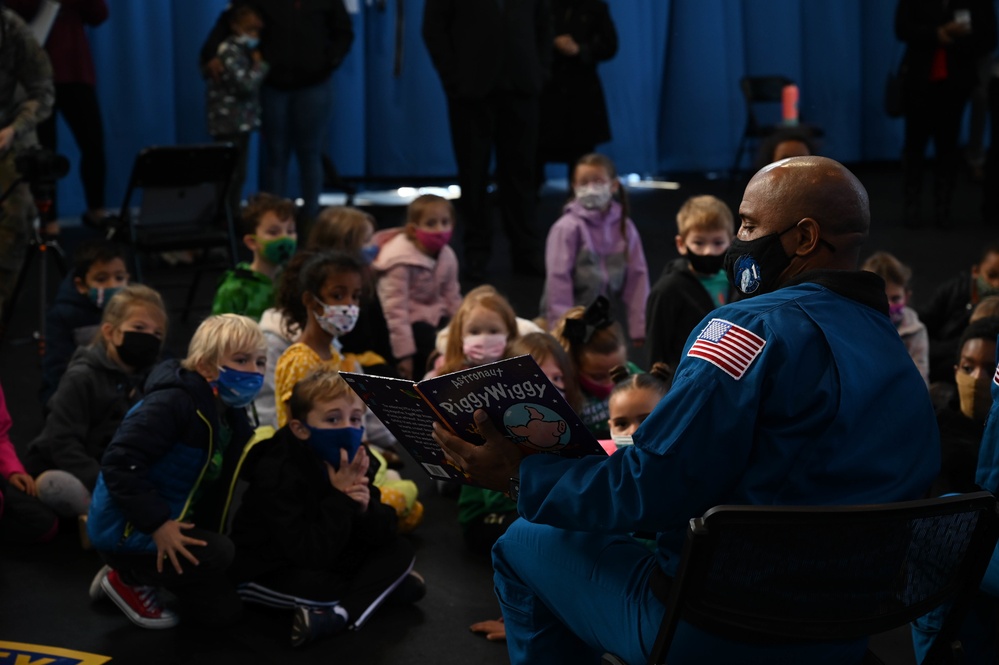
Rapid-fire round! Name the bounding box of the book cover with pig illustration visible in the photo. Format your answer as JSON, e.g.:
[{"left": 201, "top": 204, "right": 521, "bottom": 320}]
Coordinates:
[{"left": 340, "top": 355, "right": 607, "bottom": 484}]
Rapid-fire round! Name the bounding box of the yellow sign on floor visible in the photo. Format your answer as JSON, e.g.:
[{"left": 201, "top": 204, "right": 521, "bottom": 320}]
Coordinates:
[{"left": 0, "top": 641, "right": 110, "bottom": 664}]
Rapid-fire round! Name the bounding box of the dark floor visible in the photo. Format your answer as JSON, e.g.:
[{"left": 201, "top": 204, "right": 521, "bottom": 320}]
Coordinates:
[{"left": 1, "top": 160, "right": 994, "bottom": 664}]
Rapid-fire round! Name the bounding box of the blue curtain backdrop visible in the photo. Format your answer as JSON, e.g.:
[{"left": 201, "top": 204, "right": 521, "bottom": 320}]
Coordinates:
[{"left": 47, "top": 0, "right": 993, "bottom": 214}]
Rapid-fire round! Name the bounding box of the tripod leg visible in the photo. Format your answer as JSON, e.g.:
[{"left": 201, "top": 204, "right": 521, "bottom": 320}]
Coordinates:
[{"left": 0, "top": 240, "right": 39, "bottom": 342}]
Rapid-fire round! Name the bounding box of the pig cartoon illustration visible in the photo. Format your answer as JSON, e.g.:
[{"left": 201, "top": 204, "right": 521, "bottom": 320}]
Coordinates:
[{"left": 505, "top": 404, "right": 568, "bottom": 450}]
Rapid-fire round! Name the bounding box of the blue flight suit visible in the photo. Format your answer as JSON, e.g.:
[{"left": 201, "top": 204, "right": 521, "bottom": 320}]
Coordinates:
[
  {"left": 494, "top": 271, "right": 940, "bottom": 665},
  {"left": 912, "top": 345, "right": 999, "bottom": 665}
]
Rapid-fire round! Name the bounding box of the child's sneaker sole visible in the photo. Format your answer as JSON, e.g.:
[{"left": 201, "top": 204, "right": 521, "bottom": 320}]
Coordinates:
[{"left": 88, "top": 565, "right": 110, "bottom": 602}]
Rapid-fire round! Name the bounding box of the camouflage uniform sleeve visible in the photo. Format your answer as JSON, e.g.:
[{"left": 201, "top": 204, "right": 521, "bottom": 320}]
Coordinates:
[{"left": 6, "top": 11, "right": 53, "bottom": 139}]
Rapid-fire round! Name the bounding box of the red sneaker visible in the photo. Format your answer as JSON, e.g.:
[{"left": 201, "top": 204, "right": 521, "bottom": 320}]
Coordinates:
[{"left": 101, "top": 569, "right": 179, "bottom": 629}]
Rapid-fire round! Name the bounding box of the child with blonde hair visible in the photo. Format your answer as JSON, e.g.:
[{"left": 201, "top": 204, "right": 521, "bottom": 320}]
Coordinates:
[
  {"left": 646, "top": 194, "right": 735, "bottom": 368},
  {"left": 87, "top": 314, "right": 266, "bottom": 630},
  {"left": 433, "top": 287, "right": 518, "bottom": 377},
  {"left": 372, "top": 194, "right": 462, "bottom": 379},
  {"left": 231, "top": 368, "right": 424, "bottom": 647},
  {"left": 541, "top": 153, "right": 649, "bottom": 345},
  {"left": 28, "top": 285, "right": 167, "bottom": 531},
  {"left": 456, "top": 331, "right": 576, "bottom": 556}
]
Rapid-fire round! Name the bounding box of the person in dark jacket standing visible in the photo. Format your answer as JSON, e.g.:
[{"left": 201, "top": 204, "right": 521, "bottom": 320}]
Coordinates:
[
  {"left": 7, "top": 0, "right": 109, "bottom": 226},
  {"left": 201, "top": 1, "right": 354, "bottom": 227},
  {"left": 895, "top": 0, "right": 997, "bottom": 228},
  {"left": 537, "top": 0, "right": 617, "bottom": 186},
  {"left": 422, "top": 0, "right": 553, "bottom": 282}
]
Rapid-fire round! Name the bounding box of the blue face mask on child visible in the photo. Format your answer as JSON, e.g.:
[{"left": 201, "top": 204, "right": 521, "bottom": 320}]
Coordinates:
[
  {"left": 306, "top": 426, "right": 364, "bottom": 470},
  {"left": 213, "top": 366, "right": 264, "bottom": 408}
]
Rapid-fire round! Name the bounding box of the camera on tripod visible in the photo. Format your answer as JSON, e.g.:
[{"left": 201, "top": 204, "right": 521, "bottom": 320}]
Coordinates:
[{"left": 15, "top": 146, "right": 70, "bottom": 211}]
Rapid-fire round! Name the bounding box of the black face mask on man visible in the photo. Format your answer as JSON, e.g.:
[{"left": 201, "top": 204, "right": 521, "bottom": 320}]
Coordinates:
[
  {"left": 723, "top": 223, "right": 837, "bottom": 297},
  {"left": 723, "top": 225, "right": 797, "bottom": 297}
]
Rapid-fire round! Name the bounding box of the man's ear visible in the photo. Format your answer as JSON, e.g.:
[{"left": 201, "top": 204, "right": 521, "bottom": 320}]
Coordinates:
[
  {"left": 289, "top": 419, "right": 311, "bottom": 441},
  {"left": 793, "top": 218, "right": 822, "bottom": 256}
]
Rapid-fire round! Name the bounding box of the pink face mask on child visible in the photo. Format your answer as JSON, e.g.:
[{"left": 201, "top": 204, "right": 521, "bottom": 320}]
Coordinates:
[
  {"left": 415, "top": 228, "right": 452, "bottom": 254},
  {"left": 463, "top": 333, "right": 507, "bottom": 365}
]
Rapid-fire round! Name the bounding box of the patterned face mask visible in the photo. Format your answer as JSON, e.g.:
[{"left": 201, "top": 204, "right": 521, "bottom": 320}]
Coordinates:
[{"left": 313, "top": 300, "right": 360, "bottom": 337}]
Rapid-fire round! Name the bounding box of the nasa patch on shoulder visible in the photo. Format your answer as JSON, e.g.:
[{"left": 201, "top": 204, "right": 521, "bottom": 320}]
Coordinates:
[{"left": 687, "top": 318, "right": 766, "bottom": 380}]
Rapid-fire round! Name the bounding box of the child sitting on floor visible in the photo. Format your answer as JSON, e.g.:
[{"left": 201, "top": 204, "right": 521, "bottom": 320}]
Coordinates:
[
  {"left": 372, "top": 194, "right": 462, "bottom": 379},
  {"left": 0, "top": 381, "right": 57, "bottom": 545},
  {"left": 27, "top": 285, "right": 167, "bottom": 539},
  {"left": 42, "top": 238, "right": 129, "bottom": 406},
  {"left": 87, "top": 314, "right": 266, "bottom": 630},
  {"left": 230, "top": 368, "right": 425, "bottom": 647},
  {"left": 212, "top": 192, "right": 297, "bottom": 321},
  {"left": 552, "top": 296, "right": 641, "bottom": 440}
]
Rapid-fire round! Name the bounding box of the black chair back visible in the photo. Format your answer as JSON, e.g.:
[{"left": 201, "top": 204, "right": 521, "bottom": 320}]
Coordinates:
[{"left": 647, "top": 493, "right": 999, "bottom": 665}]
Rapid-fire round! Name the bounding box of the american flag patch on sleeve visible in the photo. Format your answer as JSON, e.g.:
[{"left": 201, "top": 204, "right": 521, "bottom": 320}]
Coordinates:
[
  {"left": 687, "top": 318, "right": 767, "bottom": 380},
  {"left": 993, "top": 362, "right": 999, "bottom": 386}
]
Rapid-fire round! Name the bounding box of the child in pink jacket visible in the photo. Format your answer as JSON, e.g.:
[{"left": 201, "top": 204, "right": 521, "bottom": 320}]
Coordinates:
[
  {"left": 0, "top": 382, "right": 57, "bottom": 544},
  {"left": 372, "top": 194, "right": 462, "bottom": 379},
  {"left": 541, "top": 153, "right": 649, "bottom": 346}
]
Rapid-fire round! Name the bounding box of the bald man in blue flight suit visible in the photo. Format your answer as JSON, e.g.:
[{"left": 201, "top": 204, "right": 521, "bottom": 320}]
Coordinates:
[{"left": 436, "top": 156, "right": 940, "bottom": 665}]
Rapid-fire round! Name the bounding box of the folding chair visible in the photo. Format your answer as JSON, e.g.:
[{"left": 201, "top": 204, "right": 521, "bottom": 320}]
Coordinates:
[
  {"left": 112, "top": 143, "right": 239, "bottom": 321},
  {"left": 731, "top": 75, "right": 823, "bottom": 176},
  {"left": 603, "top": 492, "right": 999, "bottom": 665}
]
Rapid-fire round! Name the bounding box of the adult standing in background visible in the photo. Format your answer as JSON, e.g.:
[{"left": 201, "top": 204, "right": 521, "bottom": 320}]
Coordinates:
[
  {"left": 201, "top": 1, "right": 354, "bottom": 230},
  {"left": 8, "top": 0, "right": 109, "bottom": 228},
  {"left": 0, "top": 8, "right": 53, "bottom": 313},
  {"left": 537, "top": 0, "right": 617, "bottom": 188},
  {"left": 895, "top": 0, "right": 996, "bottom": 228},
  {"left": 422, "top": 0, "right": 552, "bottom": 283}
]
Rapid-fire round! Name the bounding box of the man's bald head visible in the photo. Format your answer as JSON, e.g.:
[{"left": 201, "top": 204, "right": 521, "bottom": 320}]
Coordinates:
[{"left": 748, "top": 156, "right": 870, "bottom": 247}]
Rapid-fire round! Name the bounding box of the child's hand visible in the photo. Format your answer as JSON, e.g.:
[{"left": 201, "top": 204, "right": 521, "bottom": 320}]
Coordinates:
[
  {"left": 152, "top": 520, "right": 208, "bottom": 574},
  {"left": 470, "top": 617, "right": 506, "bottom": 641},
  {"left": 554, "top": 34, "right": 580, "bottom": 56},
  {"left": 326, "top": 445, "right": 370, "bottom": 493},
  {"left": 8, "top": 472, "right": 37, "bottom": 497},
  {"left": 397, "top": 357, "right": 414, "bottom": 380},
  {"left": 344, "top": 482, "right": 370, "bottom": 512}
]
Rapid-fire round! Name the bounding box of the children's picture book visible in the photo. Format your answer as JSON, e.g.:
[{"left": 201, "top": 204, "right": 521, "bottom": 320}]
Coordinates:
[{"left": 341, "top": 355, "right": 607, "bottom": 484}]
